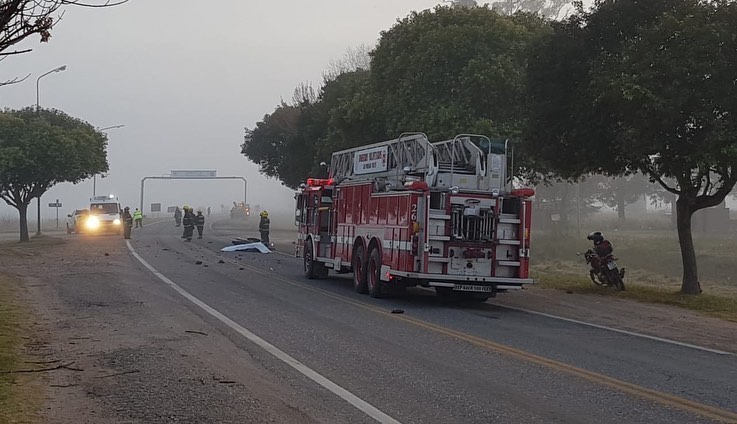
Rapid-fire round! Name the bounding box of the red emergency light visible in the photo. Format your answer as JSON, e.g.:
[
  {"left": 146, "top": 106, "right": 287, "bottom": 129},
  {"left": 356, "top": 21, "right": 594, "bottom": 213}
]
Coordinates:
[
  {"left": 307, "top": 178, "right": 335, "bottom": 187},
  {"left": 511, "top": 188, "right": 536, "bottom": 198}
]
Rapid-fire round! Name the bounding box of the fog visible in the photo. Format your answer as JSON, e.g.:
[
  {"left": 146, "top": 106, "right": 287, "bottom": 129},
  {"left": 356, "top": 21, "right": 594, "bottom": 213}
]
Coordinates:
[{"left": 0, "top": 0, "right": 442, "bottom": 223}]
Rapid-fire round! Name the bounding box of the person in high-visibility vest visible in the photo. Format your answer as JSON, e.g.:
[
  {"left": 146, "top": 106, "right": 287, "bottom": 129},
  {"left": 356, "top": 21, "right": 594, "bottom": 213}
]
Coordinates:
[{"left": 133, "top": 208, "right": 143, "bottom": 228}]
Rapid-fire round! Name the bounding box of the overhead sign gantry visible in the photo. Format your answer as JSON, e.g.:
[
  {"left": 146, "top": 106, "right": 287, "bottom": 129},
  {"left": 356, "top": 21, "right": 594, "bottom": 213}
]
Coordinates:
[{"left": 139, "top": 170, "right": 247, "bottom": 213}]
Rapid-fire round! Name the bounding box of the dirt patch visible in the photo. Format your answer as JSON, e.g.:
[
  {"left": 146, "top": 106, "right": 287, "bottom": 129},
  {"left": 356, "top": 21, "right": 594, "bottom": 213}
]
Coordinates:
[{"left": 0, "top": 273, "right": 44, "bottom": 424}]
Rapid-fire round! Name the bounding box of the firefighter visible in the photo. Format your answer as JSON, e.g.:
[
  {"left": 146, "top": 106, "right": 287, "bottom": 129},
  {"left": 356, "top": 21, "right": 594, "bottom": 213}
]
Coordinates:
[
  {"left": 195, "top": 210, "right": 205, "bottom": 239},
  {"left": 121, "top": 206, "right": 133, "bottom": 239},
  {"left": 133, "top": 208, "right": 143, "bottom": 228},
  {"left": 259, "top": 210, "right": 270, "bottom": 245},
  {"left": 181, "top": 206, "right": 195, "bottom": 241},
  {"left": 174, "top": 206, "right": 182, "bottom": 227}
]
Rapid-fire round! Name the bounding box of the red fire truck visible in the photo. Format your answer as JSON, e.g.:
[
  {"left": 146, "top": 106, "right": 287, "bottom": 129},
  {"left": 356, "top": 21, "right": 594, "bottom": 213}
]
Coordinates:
[{"left": 295, "top": 133, "right": 534, "bottom": 301}]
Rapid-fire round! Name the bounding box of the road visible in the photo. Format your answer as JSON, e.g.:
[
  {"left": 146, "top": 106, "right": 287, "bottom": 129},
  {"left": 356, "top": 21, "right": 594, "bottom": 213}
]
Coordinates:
[{"left": 15, "top": 217, "right": 737, "bottom": 423}]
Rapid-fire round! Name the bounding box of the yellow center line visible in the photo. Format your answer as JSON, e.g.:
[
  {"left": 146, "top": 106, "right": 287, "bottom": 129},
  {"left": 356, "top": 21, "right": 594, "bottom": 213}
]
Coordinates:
[{"left": 186, "top": 243, "right": 737, "bottom": 423}]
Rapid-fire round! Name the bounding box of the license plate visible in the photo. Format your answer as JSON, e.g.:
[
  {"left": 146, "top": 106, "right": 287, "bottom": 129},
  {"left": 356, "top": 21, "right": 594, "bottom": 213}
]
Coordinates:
[
  {"left": 454, "top": 284, "right": 493, "bottom": 293},
  {"left": 607, "top": 261, "right": 618, "bottom": 270}
]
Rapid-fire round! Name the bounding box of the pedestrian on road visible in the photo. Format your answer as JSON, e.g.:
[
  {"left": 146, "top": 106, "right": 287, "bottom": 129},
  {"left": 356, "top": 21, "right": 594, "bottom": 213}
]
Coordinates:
[
  {"left": 259, "top": 210, "right": 270, "bottom": 245},
  {"left": 122, "top": 206, "right": 133, "bottom": 239},
  {"left": 182, "top": 206, "right": 195, "bottom": 242},
  {"left": 195, "top": 210, "right": 205, "bottom": 239},
  {"left": 174, "top": 206, "right": 182, "bottom": 227},
  {"left": 133, "top": 208, "right": 143, "bottom": 228},
  {"left": 207, "top": 206, "right": 211, "bottom": 217}
]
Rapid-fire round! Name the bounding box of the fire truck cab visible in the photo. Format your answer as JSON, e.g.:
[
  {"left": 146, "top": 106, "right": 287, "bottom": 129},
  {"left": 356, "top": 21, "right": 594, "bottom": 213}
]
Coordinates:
[{"left": 295, "top": 133, "right": 534, "bottom": 301}]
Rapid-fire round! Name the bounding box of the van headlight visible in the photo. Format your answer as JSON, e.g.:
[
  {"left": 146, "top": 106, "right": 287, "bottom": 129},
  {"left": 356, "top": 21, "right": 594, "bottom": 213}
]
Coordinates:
[
  {"left": 85, "top": 216, "right": 101, "bottom": 230},
  {"left": 113, "top": 218, "right": 121, "bottom": 225}
]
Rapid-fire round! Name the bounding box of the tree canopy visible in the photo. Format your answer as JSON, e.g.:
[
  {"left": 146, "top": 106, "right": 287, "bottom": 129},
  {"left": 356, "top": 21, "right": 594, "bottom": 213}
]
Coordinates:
[
  {"left": 241, "top": 5, "right": 550, "bottom": 189},
  {"left": 525, "top": 0, "right": 737, "bottom": 294},
  {"left": 0, "top": 108, "right": 108, "bottom": 241}
]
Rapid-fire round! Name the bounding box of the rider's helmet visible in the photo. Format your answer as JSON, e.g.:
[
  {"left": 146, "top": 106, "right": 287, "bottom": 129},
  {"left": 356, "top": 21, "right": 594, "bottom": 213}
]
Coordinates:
[
  {"left": 587, "top": 231, "right": 604, "bottom": 244},
  {"left": 260, "top": 211, "right": 269, "bottom": 218}
]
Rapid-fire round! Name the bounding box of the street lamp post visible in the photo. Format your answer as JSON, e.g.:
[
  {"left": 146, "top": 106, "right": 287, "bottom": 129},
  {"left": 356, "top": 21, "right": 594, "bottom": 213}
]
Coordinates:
[
  {"left": 35, "top": 65, "right": 67, "bottom": 236},
  {"left": 93, "top": 125, "right": 124, "bottom": 196}
]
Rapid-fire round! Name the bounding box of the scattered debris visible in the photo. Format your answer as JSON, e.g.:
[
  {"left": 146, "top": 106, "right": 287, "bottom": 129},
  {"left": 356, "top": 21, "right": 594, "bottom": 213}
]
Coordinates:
[
  {"left": 203, "top": 264, "right": 209, "bottom": 267},
  {"left": 218, "top": 260, "right": 225, "bottom": 264},
  {"left": 269, "top": 267, "right": 274, "bottom": 271},
  {"left": 239, "top": 267, "right": 244, "bottom": 270},
  {"left": 162, "top": 248, "right": 169, "bottom": 251},
  {"left": 94, "top": 369, "right": 141, "bottom": 379},
  {"left": 24, "top": 359, "right": 61, "bottom": 365},
  {"left": 3, "top": 362, "right": 83, "bottom": 374},
  {"left": 49, "top": 383, "right": 77, "bottom": 388},
  {"left": 218, "top": 380, "right": 237, "bottom": 384},
  {"left": 104, "top": 253, "right": 110, "bottom": 256},
  {"left": 195, "top": 260, "right": 203, "bottom": 265},
  {"left": 566, "top": 290, "right": 574, "bottom": 294},
  {"left": 391, "top": 309, "right": 405, "bottom": 314},
  {"left": 185, "top": 330, "right": 208, "bottom": 336}
]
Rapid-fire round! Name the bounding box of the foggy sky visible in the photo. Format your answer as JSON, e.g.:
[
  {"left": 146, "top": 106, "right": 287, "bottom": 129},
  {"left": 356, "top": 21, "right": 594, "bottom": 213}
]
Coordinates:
[{"left": 0, "top": 0, "right": 442, "bottom": 220}]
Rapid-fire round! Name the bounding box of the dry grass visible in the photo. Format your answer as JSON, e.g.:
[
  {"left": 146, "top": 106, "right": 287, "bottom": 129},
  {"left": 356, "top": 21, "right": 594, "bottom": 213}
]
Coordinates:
[
  {"left": 0, "top": 274, "right": 42, "bottom": 424},
  {"left": 531, "top": 229, "right": 737, "bottom": 321}
]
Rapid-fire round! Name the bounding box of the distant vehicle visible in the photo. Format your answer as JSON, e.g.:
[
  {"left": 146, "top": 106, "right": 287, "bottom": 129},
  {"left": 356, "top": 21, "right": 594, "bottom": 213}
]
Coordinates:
[
  {"left": 85, "top": 195, "right": 123, "bottom": 234},
  {"left": 230, "top": 202, "right": 251, "bottom": 220},
  {"left": 66, "top": 209, "right": 90, "bottom": 234}
]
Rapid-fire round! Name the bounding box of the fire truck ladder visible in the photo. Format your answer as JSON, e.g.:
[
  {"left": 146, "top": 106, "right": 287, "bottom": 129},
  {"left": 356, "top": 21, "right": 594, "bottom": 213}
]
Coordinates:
[
  {"left": 329, "top": 132, "right": 438, "bottom": 187},
  {"left": 432, "top": 134, "right": 510, "bottom": 191}
]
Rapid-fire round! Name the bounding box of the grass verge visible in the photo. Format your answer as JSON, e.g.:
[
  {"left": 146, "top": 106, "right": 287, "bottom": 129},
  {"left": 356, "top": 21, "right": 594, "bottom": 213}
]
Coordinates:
[
  {"left": 0, "top": 273, "right": 41, "bottom": 424},
  {"left": 533, "top": 266, "right": 737, "bottom": 322}
]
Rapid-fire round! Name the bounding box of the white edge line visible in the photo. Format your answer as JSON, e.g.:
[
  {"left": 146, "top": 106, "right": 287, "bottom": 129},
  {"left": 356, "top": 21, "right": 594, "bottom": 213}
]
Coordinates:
[
  {"left": 125, "top": 240, "right": 401, "bottom": 424},
  {"left": 498, "top": 304, "right": 734, "bottom": 356}
]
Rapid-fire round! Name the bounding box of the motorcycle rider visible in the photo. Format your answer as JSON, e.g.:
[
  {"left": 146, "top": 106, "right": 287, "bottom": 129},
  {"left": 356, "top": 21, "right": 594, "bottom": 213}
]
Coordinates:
[
  {"left": 259, "top": 210, "right": 270, "bottom": 245},
  {"left": 195, "top": 210, "right": 205, "bottom": 239},
  {"left": 587, "top": 231, "right": 613, "bottom": 258}
]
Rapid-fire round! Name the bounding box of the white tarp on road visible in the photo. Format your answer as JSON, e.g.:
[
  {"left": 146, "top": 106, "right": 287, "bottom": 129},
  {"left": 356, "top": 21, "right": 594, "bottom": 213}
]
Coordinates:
[{"left": 220, "top": 242, "right": 272, "bottom": 254}]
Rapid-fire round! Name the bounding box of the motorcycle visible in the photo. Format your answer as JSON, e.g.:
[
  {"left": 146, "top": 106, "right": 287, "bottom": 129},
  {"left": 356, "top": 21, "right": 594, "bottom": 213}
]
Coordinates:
[{"left": 579, "top": 249, "right": 626, "bottom": 291}]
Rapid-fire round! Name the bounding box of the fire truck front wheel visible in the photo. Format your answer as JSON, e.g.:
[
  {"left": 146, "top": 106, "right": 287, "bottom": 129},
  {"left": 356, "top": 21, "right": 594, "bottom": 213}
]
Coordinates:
[
  {"left": 303, "top": 240, "right": 328, "bottom": 279},
  {"left": 352, "top": 245, "right": 368, "bottom": 294},
  {"left": 367, "top": 247, "right": 384, "bottom": 298}
]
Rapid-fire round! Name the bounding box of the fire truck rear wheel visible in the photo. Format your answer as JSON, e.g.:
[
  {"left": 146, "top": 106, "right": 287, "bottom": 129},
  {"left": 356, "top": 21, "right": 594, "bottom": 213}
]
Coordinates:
[
  {"left": 352, "top": 245, "right": 368, "bottom": 294},
  {"left": 367, "top": 247, "right": 384, "bottom": 298}
]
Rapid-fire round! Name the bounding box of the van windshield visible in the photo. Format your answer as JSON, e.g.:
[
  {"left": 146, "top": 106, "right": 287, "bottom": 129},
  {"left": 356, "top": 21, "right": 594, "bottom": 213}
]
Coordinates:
[{"left": 90, "top": 203, "right": 119, "bottom": 215}]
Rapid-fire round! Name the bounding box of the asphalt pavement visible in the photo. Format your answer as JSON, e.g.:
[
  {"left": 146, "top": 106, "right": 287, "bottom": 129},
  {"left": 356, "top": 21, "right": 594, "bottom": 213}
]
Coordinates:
[{"left": 112, "top": 218, "right": 737, "bottom": 424}]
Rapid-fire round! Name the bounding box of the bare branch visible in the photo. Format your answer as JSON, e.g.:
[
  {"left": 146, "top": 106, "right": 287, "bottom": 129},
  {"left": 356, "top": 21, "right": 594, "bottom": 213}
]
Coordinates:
[
  {"left": 0, "top": 72, "right": 30, "bottom": 87},
  {"left": 0, "top": 0, "right": 127, "bottom": 56}
]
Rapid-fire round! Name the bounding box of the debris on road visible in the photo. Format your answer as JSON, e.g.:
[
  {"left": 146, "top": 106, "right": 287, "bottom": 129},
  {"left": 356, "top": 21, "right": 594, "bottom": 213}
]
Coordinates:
[
  {"left": 195, "top": 260, "right": 203, "bottom": 265},
  {"left": 218, "top": 259, "right": 225, "bottom": 264},
  {"left": 220, "top": 241, "right": 271, "bottom": 254},
  {"left": 391, "top": 309, "right": 405, "bottom": 314},
  {"left": 185, "top": 330, "right": 208, "bottom": 336}
]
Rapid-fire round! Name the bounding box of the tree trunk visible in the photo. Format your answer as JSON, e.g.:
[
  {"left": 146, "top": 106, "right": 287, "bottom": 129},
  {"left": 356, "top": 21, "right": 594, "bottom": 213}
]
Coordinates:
[
  {"left": 675, "top": 197, "right": 701, "bottom": 294},
  {"left": 670, "top": 193, "right": 677, "bottom": 229},
  {"left": 616, "top": 191, "right": 626, "bottom": 225},
  {"left": 18, "top": 202, "right": 30, "bottom": 242}
]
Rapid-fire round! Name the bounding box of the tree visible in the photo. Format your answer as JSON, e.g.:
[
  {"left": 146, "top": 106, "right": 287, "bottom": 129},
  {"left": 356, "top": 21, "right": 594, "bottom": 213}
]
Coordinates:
[
  {"left": 0, "top": 108, "right": 108, "bottom": 242},
  {"left": 525, "top": 0, "right": 737, "bottom": 294},
  {"left": 368, "top": 6, "right": 549, "bottom": 142}
]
